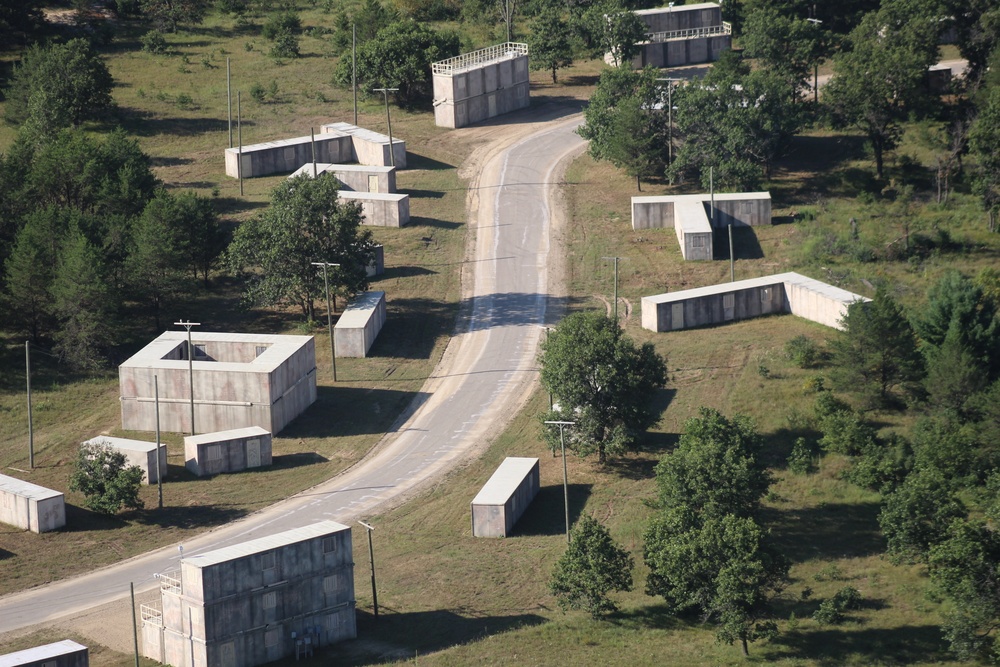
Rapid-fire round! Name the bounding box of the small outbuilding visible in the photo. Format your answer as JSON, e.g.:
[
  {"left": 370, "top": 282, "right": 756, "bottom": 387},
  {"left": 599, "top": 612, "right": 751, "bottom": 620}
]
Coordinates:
[
  {"left": 184, "top": 427, "right": 273, "bottom": 477},
  {"left": 471, "top": 457, "right": 540, "bottom": 538},
  {"left": 0, "top": 640, "right": 89, "bottom": 667},
  {"left": 335, "top": 291, "right": 387, "bottom": 358},
  {"left": 0, "top": 474, "right": 66, "bottom": 534},
  {"left": 81, "top": 436, "right": 167, "bottom": 485}
]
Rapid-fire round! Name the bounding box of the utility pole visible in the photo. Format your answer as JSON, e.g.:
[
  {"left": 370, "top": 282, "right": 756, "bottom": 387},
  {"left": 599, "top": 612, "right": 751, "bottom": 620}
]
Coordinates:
[
  {"left": 728, "top": 224, "right": 735, "bottom": 282},
  {"left": 358, "top": 521, "right": 378, "bottom": 619},
  {"left": 312, "top": 262, "right": 341, "bottom": 382},
  {"left": 311, "top": 127, "right": 317, "bottom": 178},
  {"left": 174, "top": 321, "right": 201, "bottom": 435},
  {"left": 227, "top": 57, "right": 232, "bottom": 148},
  {"left": 538, "top": 325, "right": 553, "bottom": 411},
  {"left": 131, "top": 582, "right": 140, "bottom": 667},
  {"left": 656, "top": 78, "right": 681, "bottom": 169},
  {"left": 544, "top": 420, "right": 575, "bottom": 543},
  {"left": 154, "top": 375, "right": 163, "bottom": 510},
  {"left": 807, "top": 17, "right": 823, "bottom": 105},
  {"left": 372, "top": 88, "right": 399, "bottom": 167},
  {"left": 237, "top": 91, "right": 243, "bottom": 197},
  {"left": 352, "top": 24, "right": 358, "bottom": 125},
  {"left": 709, "top": 166, "right": 715, "bottom": 225},
  {"left": 25, "top": 341, "right": 33, "bottom": 469}
]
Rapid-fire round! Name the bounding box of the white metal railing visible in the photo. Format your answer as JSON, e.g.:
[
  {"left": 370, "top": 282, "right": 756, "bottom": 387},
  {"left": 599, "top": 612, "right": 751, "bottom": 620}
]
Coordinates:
[
  {"left": 140, "top": 604, "right": 163, "bottom": 626},
  {"left": 648, "top": 21, "right": 731, "bottom": 43},
  {"left": 159, "top": 570, "right": 181, "bottom": 595},
  {"left": 432, "top": 43, "right": 529, "bottom": 75}
]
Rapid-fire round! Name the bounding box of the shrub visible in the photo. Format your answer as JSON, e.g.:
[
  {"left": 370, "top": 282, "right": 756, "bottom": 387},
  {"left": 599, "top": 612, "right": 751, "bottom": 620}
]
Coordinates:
[
  {"left": 785, "top": 334, "right": 820, "bottom": 368},
  {"left": 269, "top": 31, "right": 300, "bottom": 59},
  {"left": 175, "top": 93, "right": 194, "bottom": 109},
  {"left": 787, "top": 437, "right": 815, "bottom": 475},
  {"left": 262, "top": 10, "right": 301, "bottom": 40},
  {"left": 813, "top": 586, "right": 864, "bottom": 625},
  {"left": 249, "top": 82, "right": 266, "bottom": 103},
  {"left": 141, "top": 29, "right": 168, "bottom": 53},
  {"left": 812, "top": 598, "right": 844, "bottom": 625},
  {"left": 70, "top": 441, "right": 145, "bottom": 515}
]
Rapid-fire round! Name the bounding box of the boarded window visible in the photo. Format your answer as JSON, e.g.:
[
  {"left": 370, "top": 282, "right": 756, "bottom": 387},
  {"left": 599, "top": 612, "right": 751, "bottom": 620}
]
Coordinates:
[
  {"left": 723, "top": 294, "right": 735, "bottom": 309},
  {"left": 265, "top": 627, "right": 281, "bottom": 647},
  {"left": 261, "top": 551, "right": 276, "bottom": 570},
  {"left": 323, "top": 574, "right": 340, "bottom": 594},
  {"left": 262, "top": 591, "right": 278, "bottom": 608},
  {"left": 762, "top": 288, "right": 772, "bottom": 303},
  {"left": 40, "top": 662, "right": 56, "bottom": 667},
  {"left": 255, "top": 346, "right": 268, "bottom": 357},
  {"left": 323, "top": 536, "right": 337, "bottom": 554},
  {"left": 744, "top": 201, "right": 753, "bottom": 214},
  {"left": 691, "top": 235, "right": 705, "bottom": 248},
  {"left": 207, "top": 445, "right": 223, "bottom": 462}
]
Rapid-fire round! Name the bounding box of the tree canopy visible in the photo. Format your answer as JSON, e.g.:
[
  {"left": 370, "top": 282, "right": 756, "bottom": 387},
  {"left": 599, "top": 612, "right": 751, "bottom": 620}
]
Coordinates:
[
  {"left": 70, "top": 441, "right": 145, "bottom": 515},
  {"left": 550, "top": 515, "right": 634, "bottom": 618},
  {"left": 539, "top": 311, "right": 667, "bottom": 464},
  {"left": 527, "top": 7, "right": 574, "bottom": 84}
]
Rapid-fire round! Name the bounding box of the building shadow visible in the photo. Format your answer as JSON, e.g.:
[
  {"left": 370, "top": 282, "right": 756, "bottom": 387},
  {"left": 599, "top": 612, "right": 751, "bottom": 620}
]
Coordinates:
[
  {"left": 279, "top": 387, "right": 430, "bottom": 439},
  {"left": 763, "top": 501, "right": 885, "bottom": 563},
  {"left": 509, "top": 482, "right": 593, "bottom": 537},
  {"left": 0, "top": 547, "right": 13, "bottom": 561},
  {"left": 406, "top": 215, "right": 462, "bottom": 230},
  {"left": 366, "top": 297, "right": 458, "bottom": 361},
  {"left": 111, "top": 109, "right": 232, "bottom": 137},
  {"left": 135, "top": 504, "right": 248, "bottom": 529},
  {"left": 404, "top": 153, "right": 454, "bottom": 171},
  {"left": 713, "top": 226, "right": 764, "bottom": 260},
  {"left": 376, "top": 265, "right": 437, "bottom": 281}
]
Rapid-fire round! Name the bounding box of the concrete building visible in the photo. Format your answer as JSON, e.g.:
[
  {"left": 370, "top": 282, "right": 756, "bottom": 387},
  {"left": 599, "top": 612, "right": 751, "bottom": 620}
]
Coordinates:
[
  {"left": 632, "top": 192, "right": 771, "bottom": 260},
  {"left": 625, "top": 3, "right": 731, "bottom": 68},
  {"left": 81, "top": 436, "right": 167, "bottom": 485},
  {"left": 184, "top": 427, "right": 273, "bottom": 477},
  {"left": 432, "top": 43, "right": 530, "bottom": 129},
  {"left": 641, "top": 272, "right": 869, "bottom": 332},
  {"left": 0, "top": 474, "right": 65, "bottom": 534},
  {"left": 471, "top": 457, "right": 540, "bottom": 538},
  {"left": 141, "top": 521, "right": 355, "bottom": 667},
  {"left": 335, "top": 291, "right": 386, "bottom": 358},
  {"left": 289, "top": 163, "right": 396, "bottom": 194},
  {"left": 367, "top": 244, "right": 385, "bottom": 278},
  {"left": 0, "top": 640, "right": 89, "bottom": 667},
  {"left": 320, "top": 122, "right": 407, "bottom": 169},
  {"left": 339, "top": 191, "right": 410, "bottom": 228},
  {"left": 119, "top": 332, "right": 317, "bottom": 435}
]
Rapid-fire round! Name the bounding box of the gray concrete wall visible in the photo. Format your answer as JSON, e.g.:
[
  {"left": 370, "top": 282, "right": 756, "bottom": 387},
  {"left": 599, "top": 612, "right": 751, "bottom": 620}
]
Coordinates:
[
  {"left": 648, "top": 283, "right": 784, "bottom": 331},
  {"left": 471, "top": 459, "right": 540, "bottom": 538},
  {"left": 82, "top": 437, "right": 167, "bottom": 485},
  {"left": 339, "top": 191, "right": 410, "bottom": 228},
  {"left": 0, "top": 475, "right": 66, "bottom": 533},
  {"left": 433, "top": 53, "right": 530, "bottom": 129},
  {"left": 367, "top": 244, "right": 385, "bottom": 278},
  {"left": 631, "top": 33, "right": 731, "bottom": 68},
  {"left": 225, "top": 135, "right": 354, "bottom": 178},
  {"left": 334, "top": 291, "right": 387, "bottom": 358},
  {"left": 637, "top": 3, "right": 722, "bottom": 33},
  {"left": 709, "top": 197, "right": 771, "bottom": 227},
  {"left": 184, "top": 428, "right": 273, "bottom": 477},
  {"left": 319, "top": 123, "right": 407, "bottom": 168},
  {"left": 0, "top": 641, "right": 89, "bottom": 667}
]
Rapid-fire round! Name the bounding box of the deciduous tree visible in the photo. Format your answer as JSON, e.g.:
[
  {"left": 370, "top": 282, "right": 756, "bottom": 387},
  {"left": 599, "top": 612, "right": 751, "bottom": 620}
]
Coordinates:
[
  {"left": 550, "top": 515, "right": 634, "bottom": 618},
  {"left": 527, "top": 7, "right": 574, "bottom": 84},
  {"left": 574, "top": 0, "right": 645, "bottom": 68},
  {"left": 879, "top": 467, "right": 966, "bottom": 563},
  {"left": 70, "top": 441, "right": 145, "bottom": 515}
]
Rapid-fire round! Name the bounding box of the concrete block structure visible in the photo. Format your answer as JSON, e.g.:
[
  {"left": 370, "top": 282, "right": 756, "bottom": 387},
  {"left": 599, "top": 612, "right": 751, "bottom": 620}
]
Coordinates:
[
  {"left": 632, "top": 192, "right": 771, "bottom": 260},
  {"left": 926, "top": 64, "right": 952, "bottom": 93},
  {"left": 0, "top": 474, "right": 65, "bottom": 534},
  {"left": 625, "top": 3, "right": 731, "bottom": 68},
  {"left": 367, "top": 244, "right": 385, "bottom": 278},
  {"left": 432, "top": 43, "right": 530, "bottom": 129},
  {"left": 184, "top": 427, "right": 273, "bottom": 477},
  {"left": 641, "top": 272, "right": 869, "bottom": 332},
  {"left": 141, "top": 521, "right": 355, "bottom": 667},
  {"left": 335, "top": 291, "right": 386, "bottom": 358},
  {"left": 289, "top": 162, "right": 396, "bottom": 194},
  {"left": 320, "top": 122, "right": 407, "bottom": 169},
  {"left": 471, "top": 457, "right": 540, "bottom": 538},
  {"left": 0, "top": 640, "right": 89, "bottom": 667},
  {"left": 119, "top": 332, "right": 317, "bottom": 436},
  {"left": 81, "top": 436, "right": 167, "bottom": 485},
  {"left": 339, "top": 191, "right": 410, "bottom": 227}
]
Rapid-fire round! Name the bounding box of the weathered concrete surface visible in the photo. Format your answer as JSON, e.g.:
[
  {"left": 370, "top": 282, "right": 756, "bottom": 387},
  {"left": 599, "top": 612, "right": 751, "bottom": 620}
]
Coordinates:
[
  {"left": 334, "top": 291, "right": 386, "bottom": 358},
  {"left": 225, "top": 135, "right": 354, "bottom": 178},
  {"left": 288, "top": 162, "right": 396, "bottom": 193},
  {"left": 338, "top": 191, "right": 410, "bottom": 227},
  {"left": 319, "top": 122, "right": 407, "bottom": 168},
  {"left": 0, "top": 474, "right": 65, "bottom": 534},
  {"left": 81, "top": 436, "right": 167, "bottom": 485},
  {"left": 184, "top": 427, "right": 272, "bottom": 477},
  {"left": 0, "top": 639, "right": 89, "bottom": 667},
  {"left": 433, "top": 44, "right": 530, "bottom": 128},
  {"left": 471, "top": 457, "right": 539, "bottom": 538}
]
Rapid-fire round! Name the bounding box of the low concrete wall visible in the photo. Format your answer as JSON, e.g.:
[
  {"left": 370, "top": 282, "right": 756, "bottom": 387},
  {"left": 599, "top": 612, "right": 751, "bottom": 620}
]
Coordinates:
[
  {"left": 335, "top": 291, "right": 386, "bottom": 358},
  {"left": 82, "top": 436, "right": 167, "bottom": 485},
  {"left": 630, "top": 34, "right": 730, "bottom": 68},
  {"left": 641, "top": 272, "right": 869, "bottom": 332},
  {"left": 288, "top": 163, "right": 396, "bottom": 194},
  {"left": 225, "top": 135, "right": 354, "bottom": 179},
  {"left": 339, "top": 191, "right": 410, "bottom": 228},
  {"left": 0, "top": 640, "right": 89, "bottom": 667},
  {"left": 471, "top": 457, "right": 540, "bottom": 538},
  {"left": 636, "top": 3, "right": 722, "bottom": 33},
  {"left": 320, "top": 122, "right": 407, "bottom": 168},
  {"left": 0, "top": 474, "right": 65, "bottom": 533},
  {"left": 674, "top": 200, "right": 713, "bottom": 260},
  {"left": 184, "top": 426, "right": 272, "bottom": 477}
]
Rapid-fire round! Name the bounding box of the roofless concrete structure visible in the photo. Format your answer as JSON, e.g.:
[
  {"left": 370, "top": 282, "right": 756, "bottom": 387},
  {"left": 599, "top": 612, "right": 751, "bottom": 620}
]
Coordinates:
[
  {"left": 642, "top": 272, "right": 870, "bottom": 332},
  {"left": 119, "top": 332, "right": 316, "bottom": 435},
  {"left": 432, "top": 43, "right": 530, "bottom": 128}
]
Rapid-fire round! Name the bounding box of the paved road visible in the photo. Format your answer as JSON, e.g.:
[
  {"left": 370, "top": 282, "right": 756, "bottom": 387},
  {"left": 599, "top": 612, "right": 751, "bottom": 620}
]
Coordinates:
[{"left": 0, "top": 113, "right": 587, "bottom": 635}]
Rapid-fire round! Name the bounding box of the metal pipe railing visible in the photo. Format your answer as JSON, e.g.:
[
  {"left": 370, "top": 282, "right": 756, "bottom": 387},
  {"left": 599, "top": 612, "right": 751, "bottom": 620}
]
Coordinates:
[
  {"left": 432, "top": 43, "right": 529, "bottom": 75},
  {"left": 647, "top": 22, "right": 731, "bottom": 43}
]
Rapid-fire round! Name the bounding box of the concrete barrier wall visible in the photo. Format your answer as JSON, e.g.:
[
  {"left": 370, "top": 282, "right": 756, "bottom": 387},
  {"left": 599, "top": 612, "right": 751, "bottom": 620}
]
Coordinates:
[
  {"left": 82, "top": 437, "right": 167, "bottom": 485},
  {"left": 634, "top": 193, "right": 770, "bottom": 260},
  {"left": 636, "top": 3, "right": 722, "bottom": 33},
  {"left": 225, "top": 135, "right": 354, "bottom": 178},
  {"left": 0, "top": 474, "right": 65, "bottom": 533},
  {"left": 471, "top": 457, "right": 540, "bottom": 538},
  {"left": 641, "top": 272, "right": 869, "bottom": 333},
  {"left": 335, "top": 291, "right": 386, "bottom": 358},
  {"left": 630, "top": 33, "right": 731, "bottom": 68},
  {"left": 184, "top": 427, "right": 272, "bottom": 477},
  {"left": 675, "top": 200, "right": 713, "bottom": 260},
  {"left": 710, "top": 194, "right": 772, "bottom": 227},
  {"left": 0, "top": 640, "right": 89, "bottom": 667},
  {"left": 339, "top": 191, "right": 410, "bottom": 228},
  {"left": 433, "top": 53, "right": 530, "bottom": 129}
]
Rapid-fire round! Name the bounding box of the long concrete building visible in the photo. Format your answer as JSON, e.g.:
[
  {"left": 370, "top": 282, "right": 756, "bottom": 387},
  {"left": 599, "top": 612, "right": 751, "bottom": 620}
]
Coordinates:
[
  {"left": 0, "top": 474, "right": 65, "bottom": 533},
  {"left": 0, "top": 640, "right": 89, "bottom": 667},
  {"left": 119, "top": 332, "right": 316, "bottom": 435},
  {"left": 432, "top": 43, "right": 530, "bottom": 128},
  {"left": 641, "top": 272, "right": 869, "bottom": 332},
  {"left": 471, "top": 457, "right": 540, "bottom": 538},
  {"left": 141, "top": 521, "right": 356, "bottom": 667},
  {"left": 623, "top": 3, "right": 732, "bottom": 68}
]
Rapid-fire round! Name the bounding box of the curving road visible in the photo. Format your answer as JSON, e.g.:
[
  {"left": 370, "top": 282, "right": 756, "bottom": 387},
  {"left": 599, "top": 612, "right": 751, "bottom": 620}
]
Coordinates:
[{"left": 0, "top": 112, "right": 587, "bottom": 635}]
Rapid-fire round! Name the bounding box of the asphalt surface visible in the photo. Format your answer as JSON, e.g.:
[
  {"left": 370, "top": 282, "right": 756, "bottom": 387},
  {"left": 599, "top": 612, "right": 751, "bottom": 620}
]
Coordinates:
[{"left": 0, "top": 113, "right": 587, "bottom": 635}]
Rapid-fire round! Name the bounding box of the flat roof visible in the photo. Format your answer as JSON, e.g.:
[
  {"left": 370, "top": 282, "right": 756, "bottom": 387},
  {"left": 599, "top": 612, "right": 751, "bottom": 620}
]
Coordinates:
[
  {"left": 184, "top": 520, "right": 349, "bottom": 568},
  {"left": 321, "top": 122, "right": 403, "bottom": 147},
  {"left": 675, "top": 199, "right": 712, "bottom": 234},
  {"left": 224, "top": 133, "right": 346, "bottom": 156},
  {"left": 641, "top": 272, "right": 869, "bottom": 306},
  {"left": 0, "top": 473, "right": 63, "bottom": 502},
  {"left": 339, "top": 191, "right": 407, "bottom": 202},
  {"left": 0, "top": 640, "right": 88, "bottom": 667},
  {"left": 633, "top": 192, "right": 770, "bottom": 205},
  {"left": 471, "top": 457, "right": 539, "bottom": 506},
  {"left": 336, "top": 291, "right": 386, "bottom": 329},
  {"left": 636, "top": 2, "right": 720, "bottom": 15},
  {"left": 83, "top": 436, "right": 162, "bottom": 453},
  {"left": 185, "top": 426, "right": 271, "bottom": 446},
  {"left": 119, "top": 331, "right": 313, "bottom": 374},
  {"left": 432, "top": 43, "right": 528, "bottom": 75},
  {"left": 289, "top": 163, "right": 394, "bottom": 180}
]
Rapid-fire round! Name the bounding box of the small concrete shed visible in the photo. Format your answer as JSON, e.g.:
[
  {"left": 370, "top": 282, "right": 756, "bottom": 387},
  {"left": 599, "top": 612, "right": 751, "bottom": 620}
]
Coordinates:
[
  {"left": 0, "top": 474, "right": 66, "bottom": 533},
  {"left": 339, "top": 191, "right": 410, "bottom": 228},
  {"left": 81, "top": 436, "right": 167, "bottom": 485},
  {"left": 335, "top": 291, "right": 387, "bottom": 358},
  {"left": 184, "top": 427, "right": 273, "bottom": 477},
  {"left": 288, "top": 162, "right": 396, "bottom": 194},
  {"left": 471, "top": 457, "right": 540, "bottom": 538},
  {"left": 0, "top": 640, "right": 89, "bottom": 667}
]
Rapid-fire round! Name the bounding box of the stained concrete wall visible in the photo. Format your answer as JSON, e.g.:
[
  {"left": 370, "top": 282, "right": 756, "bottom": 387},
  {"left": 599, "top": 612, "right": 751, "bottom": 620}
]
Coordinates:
[
  {"left": 433, "top": 45, "right": 530, "bottom": 129},
  {"left": 471, "top": 457, "right": 540, "bottom": 538},
  {"left": 632, "top": 33, "right": 731, "bottom": 67},
  {"left": 335, "top": 291, "right": 386, "bottom": 358},
  {"left": 635, "top": 3, "right": 722, "bottom": 33},
  {"left": 319, "top": 122, "right": 407, "bottom": 168},
  {"left": 367, "top": 244, "right": 385, "bottom": 278},
  {"left": 225, "top": 135, "right": 354, "bottom": 178},
  {"left": 339, "top": 191, "right": 410, "bottom": 228},
  {"left": 119, "top": 333, "right": 317, "bottom": 435},
  {"left": 184, "top": 427, "right": 272, "bottom": 477},
  {"left": 81, "top": 437, "right": 167, "bottom": 485},
  {"left": 0, "top": 640, "right": 89, "bottom": 667},
  {"left": 641, "top": 272, "right": 869, "bottom": 332},
  {"left": 289, "top": 163, "right": 396, "bottom": 193},
  {"left": 0, "top": 474, "right": 65, "bottom": 534}
]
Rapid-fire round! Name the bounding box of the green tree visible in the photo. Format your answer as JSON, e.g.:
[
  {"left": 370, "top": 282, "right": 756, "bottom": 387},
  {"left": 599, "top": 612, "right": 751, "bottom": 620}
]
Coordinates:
[
  {"left": 333, "top": 20, "right": 460, "bottom": 107},
  {"left": 823, "top": 3, "right": 940, "bottom": 179},
  {"left": 914, "top": 271, "right": 1000, "bottom": 377},
  {"left": 4, "top": 39, "right": 114, "bottom": 132},
  {"left": 942, "top": 0, "right": 1000, "bottom": 84},
  {"left": 0, "top": 0, "right": 44, "bottom": 47},
  {"left": 3, "top": 208, "right": 60, "bottom": 341},
  {"left": 830, "top": 289, "right": 924, "bottom": 407},
  {"left": 128, "top": 193, "right": 190, "bottom": 330},
  {"left": 550, "top": 515, "right": 634, "bottom": 618},
  {"left": 539, "top": 311, "right": 667, "bottom": 464},
  {"left": 879, "top": 467, "right": 966, "bottom": 563},
  {"left": 140, "top": 0, "right": 211, "bottom": 31},
  {"left": 163, "top": 191, "right": 226, "bottom": 286},
  {"left": 527, "top": 7, "right": 574, "bottom": 84},
  {"left": 928, "top": 519, "right": 1000, "bottom": 662},
  {"left": 644, "top": 514, "right": 789, "bottom": 656},
  {"left": 70, "top": 441, "right": 145, "bottom": 515},
  {"left": 226, "top": 174, "right": 376, "bottom": 321},
  {"left": 574, "top": 0, "right": 646, "bottom": 68},
  {"left": 969, "top": 83, "right": 1000, "bottom": 232},
  {"left": 740, "top": 3, "right": 826, "bottom": 94}
]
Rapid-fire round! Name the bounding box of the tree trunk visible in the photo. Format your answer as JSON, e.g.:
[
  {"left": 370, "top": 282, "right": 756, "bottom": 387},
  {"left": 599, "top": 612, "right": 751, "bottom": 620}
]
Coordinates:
[
  {"left": 741, "top": 637, "right": 749, "bottom": 656},
  {"left": 636, "top": 175, "right": 642, "bottom": 192},
  {"left": 552, "top": 67, "right": 557, "bottom": 84},
  {"left": 874, "top": 144, "right": 884, "bottom": 180}
]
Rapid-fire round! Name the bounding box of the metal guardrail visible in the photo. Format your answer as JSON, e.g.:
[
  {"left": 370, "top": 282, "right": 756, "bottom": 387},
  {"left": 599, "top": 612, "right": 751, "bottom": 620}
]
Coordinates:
[
  {"left": 140, "top": 604, "right": 163, "bottom": 626},
  {"left": 432, "top": 43, "right": 529, "bottom": 75},
  {"left": 648, "top": 21, "right": 731, "bottom": 43},
  {"left": 159, "top": 570, "right": 181, "bottom": 594}
]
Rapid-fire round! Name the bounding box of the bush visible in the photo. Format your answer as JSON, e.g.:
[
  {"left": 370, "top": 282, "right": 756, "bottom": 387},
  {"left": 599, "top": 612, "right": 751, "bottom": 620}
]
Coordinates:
[
  {"left": 262, "top": 10, "right": 301, "bottom": 40},
  {"left": 250, "top": 82, "right": 266, "bottom": 103},
  {"left": 785, "top": 334, "right": 820, "bottom": 368},
  {"left": 812, "top": 587, "right": 863, "bottom": 625},
  {"left": 141, "top": 29, "right": 168, "bottom": 53},
  {"left": 269, "top": 31, "right": 300, "bottom": 59},
  {"left": 812, "top": 598, "right": 844, "bottom": 625},
  {"left": 787, "top": 437, "right": 815, "bottom": 475},
  {"left": 70, "top": 441, "right": 145, "bottom": 515}
]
